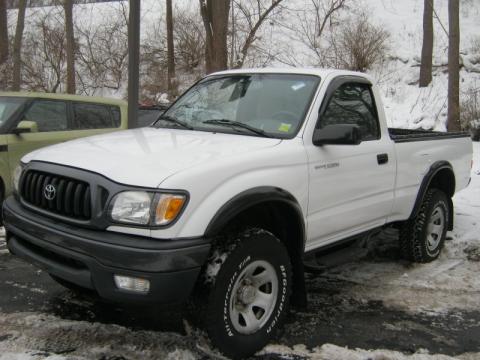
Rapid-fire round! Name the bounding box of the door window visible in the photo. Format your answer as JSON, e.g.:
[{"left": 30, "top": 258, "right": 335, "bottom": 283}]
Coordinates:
[
  {"left": 23, "top": 100, "right": 68, "bottom": 132},
  {"left": 72, "top": 103, "right": 120, "bottom": 130},
  {"left": 318, "top": 82, "right": 380, "bottom": 141},
  {"left": 0, "top": 97, "right": 27, "bottom": 127}
]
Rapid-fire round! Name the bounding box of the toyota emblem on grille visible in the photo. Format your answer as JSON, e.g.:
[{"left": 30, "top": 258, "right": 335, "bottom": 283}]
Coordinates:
[{"left": 44, "top": 184, "right": 56, "bottom": 200}]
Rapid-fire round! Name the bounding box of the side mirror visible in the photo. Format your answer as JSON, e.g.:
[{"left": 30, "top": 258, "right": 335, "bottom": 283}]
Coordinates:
[
  {"left": 313, "top": 124, "right": 361, "bottom": 146},
  {"left": 12, "top": 120, "right": 38, "bottom": 135}
]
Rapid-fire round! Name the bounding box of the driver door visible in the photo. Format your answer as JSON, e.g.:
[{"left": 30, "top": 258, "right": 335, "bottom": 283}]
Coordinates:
[{"left": 305, "top": 78, "right": 395, "bottom": 250}]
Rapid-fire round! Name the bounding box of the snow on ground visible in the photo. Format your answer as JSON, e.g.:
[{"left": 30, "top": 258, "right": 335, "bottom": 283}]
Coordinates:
[
  {"left": 0, "top": 312, "right": 203, "bottom": 360},
  {"left": 261, "top": 343, "right": 479, "bottom": 360}
]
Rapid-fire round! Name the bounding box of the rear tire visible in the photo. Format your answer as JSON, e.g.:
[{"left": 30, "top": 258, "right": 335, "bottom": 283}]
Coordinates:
[
  {"left": 194, "top": 228, "right": 292, "bottom": 359},
  {"left": 399, "top": 188, "right": 449, "bottom": 263}
]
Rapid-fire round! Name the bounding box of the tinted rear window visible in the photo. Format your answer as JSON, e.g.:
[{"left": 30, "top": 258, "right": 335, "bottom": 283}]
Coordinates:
[{"left": 72, "top": 103, "right": 120, "bottom": 130}]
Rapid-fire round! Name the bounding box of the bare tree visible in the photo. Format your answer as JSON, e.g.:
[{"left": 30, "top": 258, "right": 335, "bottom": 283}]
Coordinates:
[
  {"left": 0, "top": 0, "right": 8, "bottom": 65},
  {"left": 21, "top": 13, "right": 67, "bottom": 93},
  {"left": 0, "top": 0, "right": 8, "bottom": 89},
  {"left": 233, "top": 0, "right": 284, "bottom": 68},
  {"left": 12, "top": 0, "right": 27, "bottom": 91},
  {"left": 174, "top": 9, "right": 205, "bottom": 72},
  {"left": 64, "top": 0, "right": 76, "bottom": 94},
  {"left": 331, "top": 13, "right": 389, "bottom": 72},
  {"left": 75, "top": 4, "right": 129, "bottom": 95},
  {"left": 199, "top": 0, "right": 230, "bottom": 73},
  {"left": 291, "top": 0, "right": 347, "bottom": 66},
  {"left": 447, "top": 0, "right": 460, "bottom": 131},
  {"left": 419, "top": 0, "right": 434, "bottom": 87},
  {"left": 166, "top": 0, "right": 176, "bottom": 97}
]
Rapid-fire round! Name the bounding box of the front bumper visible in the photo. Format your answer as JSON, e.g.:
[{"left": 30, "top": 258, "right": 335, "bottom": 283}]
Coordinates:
[{"left": 3, "top": 196, "right": 210, "bottom": 303}]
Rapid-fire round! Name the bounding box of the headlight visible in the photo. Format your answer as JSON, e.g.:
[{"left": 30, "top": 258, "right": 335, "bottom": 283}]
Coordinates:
[
  {"left": 13, "top": 164, "right": 24, "bottom": 193},
  {"left": 109, "top": 191, "right": 187, "bottom": 226},
  {"left": 110, "top": 191, "right": 153, "bottom": 225}
]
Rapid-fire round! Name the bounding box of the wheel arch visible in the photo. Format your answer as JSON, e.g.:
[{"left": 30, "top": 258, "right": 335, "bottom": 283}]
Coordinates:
[
  {"left": 411, "top": 161, "right": 456, "bottom": 230},
  {"left": 205, "top": 186, "right": 307, "bottom": 307}
]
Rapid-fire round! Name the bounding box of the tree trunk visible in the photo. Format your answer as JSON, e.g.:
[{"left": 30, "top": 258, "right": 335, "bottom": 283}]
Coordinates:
[
  {"left": 419, "top": 0, "right": 434, "bottom": 87},
  {"left": 64, "top": 0, "right": 76, "bottom": 94},
  {"left": 12, "top": 0, "right": 26, "bottom": 91},
  {"left": 0, "top": 0, "right": 8, "bottom": 89},
  {"left": 0, "top": 0, "right": 8, "bottom": 64},
  {"left": 199, "top": 0, "right": 230, "bottom": 74},
  {"left": 447, "top": 0, "right": 460, "bottom": 131},
  {"left": 166, "top": 0, "right": 176, "bottom": 97}
]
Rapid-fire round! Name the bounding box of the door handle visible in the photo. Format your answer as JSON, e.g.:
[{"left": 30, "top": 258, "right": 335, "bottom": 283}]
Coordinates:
[{"left": 377, "top": 153, "right": 388, "bottom": 165}]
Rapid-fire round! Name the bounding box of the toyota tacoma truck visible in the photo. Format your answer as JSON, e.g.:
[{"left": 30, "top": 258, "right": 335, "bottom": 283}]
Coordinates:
[{"left": 3, "top": 69, "right": 472, "bottom": 359}]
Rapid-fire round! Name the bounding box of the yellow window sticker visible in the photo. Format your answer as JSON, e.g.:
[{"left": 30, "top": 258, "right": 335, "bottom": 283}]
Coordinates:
[{"left": 278, "top": 123, "right": 292, "bottom": 132}]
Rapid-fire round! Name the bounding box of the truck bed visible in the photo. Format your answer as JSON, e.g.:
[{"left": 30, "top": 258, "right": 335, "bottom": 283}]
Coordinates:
[{"left": 389, "top": 128, "right": 469, "bottom": 143}]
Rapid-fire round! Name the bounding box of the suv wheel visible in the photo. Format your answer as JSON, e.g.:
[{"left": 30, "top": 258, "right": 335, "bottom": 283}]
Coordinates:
[
  {"left": 399, "top": 188, "right": 449, "bottom": 262},
  {"left": 194, "top": 228, "right": 292, "bottom": 359}
]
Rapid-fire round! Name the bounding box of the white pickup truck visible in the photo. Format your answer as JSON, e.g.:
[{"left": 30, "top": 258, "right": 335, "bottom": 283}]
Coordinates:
[{"left": 4, "top": 69, "right": 472, "bottom": 359}]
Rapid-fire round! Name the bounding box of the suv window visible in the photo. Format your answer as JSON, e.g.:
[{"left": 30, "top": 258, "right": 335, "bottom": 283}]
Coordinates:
[
  {"left": 23, "top": 100, "right": 68, "bottom": 132},
  {"left": 72, "top": 103, "right": 119, "bottom": 130},
  {"left": 318, "top": 82, "right": 380, "bottom": 141}
]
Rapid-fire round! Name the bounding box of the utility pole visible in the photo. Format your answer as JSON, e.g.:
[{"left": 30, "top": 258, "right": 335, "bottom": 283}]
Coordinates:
[
  {"left": 64, "top": 0, "right": 76, "bottom": 94},
  {"left": 166, "top": 0, "right": 176, "bottom": 98},
  {"left": 128, "top": 0, "right": 140, "bottom": 129}
]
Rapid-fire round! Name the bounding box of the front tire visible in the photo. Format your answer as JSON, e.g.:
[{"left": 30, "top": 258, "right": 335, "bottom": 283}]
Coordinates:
[
  {"left": 196, "top": 228, "right": 292, "bottom": 359},
  {"left": 399, "top": 188, "right": 449, "bottom": 263}
]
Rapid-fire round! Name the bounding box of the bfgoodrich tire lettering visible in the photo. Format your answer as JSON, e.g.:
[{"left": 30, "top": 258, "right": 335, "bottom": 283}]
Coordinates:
[
  {"left": 399, "top": 188, "right": 450, "bottom": 263},
  {"left": 197, "top": 228, "right": 292, "bottom": 359}
]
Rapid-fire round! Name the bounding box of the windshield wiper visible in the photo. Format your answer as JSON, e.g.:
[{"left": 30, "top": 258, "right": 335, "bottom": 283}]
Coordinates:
[
  {"left": 156, "top": 115, "right": 194, "bottom": 130},
  {"left": 203, "top": 119, "right": 271, "bottom": 138}
]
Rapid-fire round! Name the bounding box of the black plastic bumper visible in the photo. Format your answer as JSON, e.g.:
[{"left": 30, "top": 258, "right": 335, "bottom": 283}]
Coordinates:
[{"left": 3, "top": 196, "right": 211, "bottom": 304}]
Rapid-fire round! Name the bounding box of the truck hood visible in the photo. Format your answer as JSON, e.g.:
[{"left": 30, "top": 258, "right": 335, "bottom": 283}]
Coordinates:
[{"left": 23, "top": 128, "right": 282, "bottom": 188}]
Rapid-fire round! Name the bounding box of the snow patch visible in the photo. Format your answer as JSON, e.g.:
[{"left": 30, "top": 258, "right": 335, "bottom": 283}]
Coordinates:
[{"left": 261, "top": 343, "right": 474, "bottom": 360}]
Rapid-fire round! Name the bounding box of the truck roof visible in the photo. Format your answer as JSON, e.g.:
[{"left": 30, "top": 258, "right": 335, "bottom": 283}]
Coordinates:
[
  {"left": 209, "top": 67, "right": 373, "bottom": 81},
  {"left": 0, "top": 91, "right": 127, "bottom": 107}
]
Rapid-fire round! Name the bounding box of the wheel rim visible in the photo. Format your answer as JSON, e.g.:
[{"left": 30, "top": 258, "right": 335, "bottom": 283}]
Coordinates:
[
  {"left": 426, "top": 205, "right": 445, "bottom": 253},
  {"left": 229, "top": 260, "right": 278, "bottom": 335}
]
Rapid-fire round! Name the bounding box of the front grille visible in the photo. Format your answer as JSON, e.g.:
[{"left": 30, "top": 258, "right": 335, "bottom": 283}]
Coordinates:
[{"left": 21, "top": 170, "right": 92, "bottom": 220}]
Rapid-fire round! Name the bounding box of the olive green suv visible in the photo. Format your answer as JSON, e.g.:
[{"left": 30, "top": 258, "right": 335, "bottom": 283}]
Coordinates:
[{"left": 0, "top": 92, "right": 129, "bottom": 210}]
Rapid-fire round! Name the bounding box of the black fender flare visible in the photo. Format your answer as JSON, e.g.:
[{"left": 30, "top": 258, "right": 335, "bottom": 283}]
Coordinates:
[
  {"left": 410, "top": 161, "right": 455, "bottom": 230},
  {"left": 205, "top": 186, "right": 306, "bottom": 244}
]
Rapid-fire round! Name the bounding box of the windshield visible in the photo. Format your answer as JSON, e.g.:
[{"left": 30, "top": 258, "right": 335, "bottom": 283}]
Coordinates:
[
  {"left": 0, "top": 97, "right": 26, "bottom": 127},
  {"left": 157, "top": 73, "right": 320, "bottom": 138}
]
